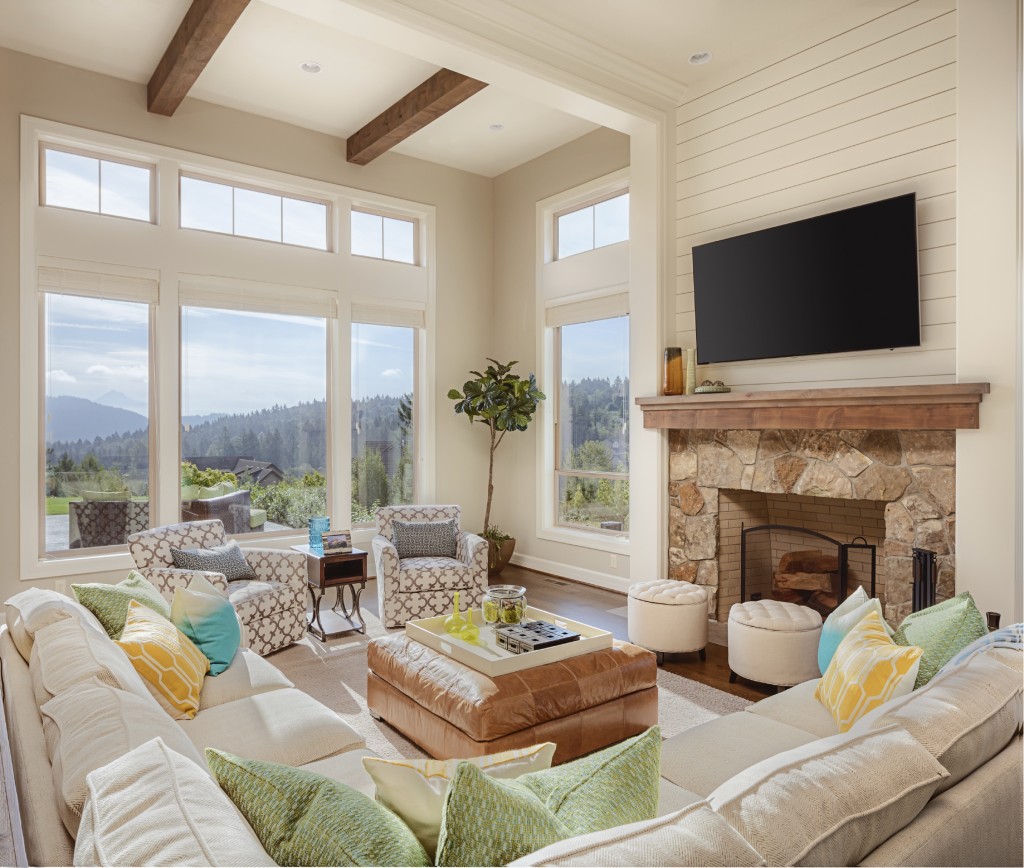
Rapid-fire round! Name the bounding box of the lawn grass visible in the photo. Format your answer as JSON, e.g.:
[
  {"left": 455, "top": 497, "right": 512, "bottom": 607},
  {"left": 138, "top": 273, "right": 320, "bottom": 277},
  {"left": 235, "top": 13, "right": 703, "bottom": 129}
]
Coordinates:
[{"left": 46, "top": 497, "right": 77, "bottom": 516}]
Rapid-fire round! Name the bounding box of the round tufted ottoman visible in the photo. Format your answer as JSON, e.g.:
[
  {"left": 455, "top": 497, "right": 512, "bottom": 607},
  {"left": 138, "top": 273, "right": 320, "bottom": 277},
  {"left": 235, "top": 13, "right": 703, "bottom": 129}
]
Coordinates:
[
  {"left": 627, "top": 579, "right": 709, "bottom": 665},
  {"left": 728, "top": 599, "right": 822, "bottom": 688}
]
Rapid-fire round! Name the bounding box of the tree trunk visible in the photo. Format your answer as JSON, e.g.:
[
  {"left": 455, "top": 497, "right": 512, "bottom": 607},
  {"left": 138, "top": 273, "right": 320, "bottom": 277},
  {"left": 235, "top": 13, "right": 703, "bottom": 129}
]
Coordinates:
[{"left": 483, "top": 423, "right": 496, "bottom": 533}]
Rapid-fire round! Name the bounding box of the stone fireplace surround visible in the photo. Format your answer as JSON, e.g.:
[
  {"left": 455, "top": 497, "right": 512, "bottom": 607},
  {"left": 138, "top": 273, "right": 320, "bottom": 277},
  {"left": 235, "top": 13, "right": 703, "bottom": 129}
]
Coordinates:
[{"left": 636, "top": 384, "right": 990, "bottom": 624}]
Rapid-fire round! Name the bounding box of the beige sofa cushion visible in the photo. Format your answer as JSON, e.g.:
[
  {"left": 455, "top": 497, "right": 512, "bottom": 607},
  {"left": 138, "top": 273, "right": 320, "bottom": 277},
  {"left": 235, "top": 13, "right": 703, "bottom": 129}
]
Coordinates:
[
  {"left": 708, "top": 725, "right": 948, "bottom": 866},
  {"left": 661, "top": 711, "right": 817, "bottom": 797},
  {"left": 850, "top": 652, "right": 1022, "bottom": 792},
  {"left": 74, "top": 737, "right": 273, "bottom": 867},
  {"left": 743, "top": 679, "right": 839, "bottom": 739},
  {"left": 6, "top": 587, "right": 106, "bottom": 661},
  {"left": 509, "top": 801, "right": 765, "bottom": 867},
  {"left": 41, "top": 678, "right": 207, "bottom": 837},
  {"left": 177, "top": 687, "right": 364, "bottom": 765},
  {"left": 30, "top": 617, "right": 151, "bottom": 708},
  {"left": 199, "top": 648, "right": 293, "bottom": 711}
]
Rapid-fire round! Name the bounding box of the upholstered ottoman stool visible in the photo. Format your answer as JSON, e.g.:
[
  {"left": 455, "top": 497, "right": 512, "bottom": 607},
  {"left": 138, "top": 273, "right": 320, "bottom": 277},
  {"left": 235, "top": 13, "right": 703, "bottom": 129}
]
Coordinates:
[
  {"left": 728, "top": 599, "right": 822, "bottom": 689},
  {"left": 627, "top": 579, "right": 708, "bottom": 665}
]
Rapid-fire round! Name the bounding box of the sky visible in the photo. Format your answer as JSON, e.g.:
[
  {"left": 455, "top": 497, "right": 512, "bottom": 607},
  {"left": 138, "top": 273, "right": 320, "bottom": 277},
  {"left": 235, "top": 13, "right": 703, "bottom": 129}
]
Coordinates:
[
  {"left": 560, "top": 315, "right": 629, "bottom": 385},
  {"left": 46, "top": 296, "right": 415, "bottom": 418}
]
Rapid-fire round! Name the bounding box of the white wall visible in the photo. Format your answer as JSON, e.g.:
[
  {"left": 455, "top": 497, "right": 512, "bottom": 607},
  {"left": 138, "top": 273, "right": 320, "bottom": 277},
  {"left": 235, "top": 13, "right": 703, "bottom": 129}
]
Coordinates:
[
  {"left": 672, "top": 0, "right": 1022, "bottom": 621},
  {"left": 676, "top": 2, "right": 957, "bottom": 390},
  {"left": 0, "top": 47, "right": 494, "bottom": 599},
  {"left": 492, "top": 128, "right": 632, "bottom": 588},
  {"left": 954, "top": 0, "right": 1023, "bottom": 622}
]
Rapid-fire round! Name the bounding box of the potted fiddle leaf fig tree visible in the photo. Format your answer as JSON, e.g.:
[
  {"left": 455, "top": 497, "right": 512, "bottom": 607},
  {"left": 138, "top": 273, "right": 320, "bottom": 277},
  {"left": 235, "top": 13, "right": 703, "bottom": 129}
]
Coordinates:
[{"left": 448, "top": 359, "right": 545, "bottom": 574}]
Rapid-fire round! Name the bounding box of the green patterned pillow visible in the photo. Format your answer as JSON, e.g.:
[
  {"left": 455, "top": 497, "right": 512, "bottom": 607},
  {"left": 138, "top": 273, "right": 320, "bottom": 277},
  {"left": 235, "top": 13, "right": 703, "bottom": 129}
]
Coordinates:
[
  {"left": 893, "top": 591, "right": 988, "bottom": 688},
  {"left": 436, "top": 726, "right": 661, "bottom": 867},
  {"left": 72, "top": 571, "right": 171, "bottom": 640},
  {"left": 206, "top": 749, "right": 429, "bottom": 867}
]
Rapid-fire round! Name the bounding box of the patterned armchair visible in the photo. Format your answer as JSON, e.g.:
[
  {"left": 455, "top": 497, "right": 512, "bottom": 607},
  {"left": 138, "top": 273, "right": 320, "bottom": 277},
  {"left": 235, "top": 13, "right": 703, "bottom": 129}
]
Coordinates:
[
  {"left": 127, "top": 519, "right": 307, "bottom": 656},
  {"left": 372, "top": 505, "right": 489, "bottom": 628}
]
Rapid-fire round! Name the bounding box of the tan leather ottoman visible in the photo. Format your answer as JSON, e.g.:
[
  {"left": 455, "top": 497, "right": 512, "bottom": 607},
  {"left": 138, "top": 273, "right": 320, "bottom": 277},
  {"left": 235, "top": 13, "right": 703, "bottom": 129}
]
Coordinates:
[{"left": 367, "top": 633, "right": 658, "bottom": 764}]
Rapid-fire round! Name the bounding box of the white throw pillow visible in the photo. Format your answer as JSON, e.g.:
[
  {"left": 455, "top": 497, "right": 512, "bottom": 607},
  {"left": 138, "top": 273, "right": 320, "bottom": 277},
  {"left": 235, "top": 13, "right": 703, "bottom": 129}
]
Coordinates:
[
  {"left": 29, "top": 617, "right": 151, "bottom": 708},
  {"left": 5, "top": 586, "right": 107, "bottom": 661},
  {"left": 362, "top": 743, "right": 556, "bottom": 856},
  {"left": 41, "top": 678, "right": 207, "bottom": 837},
  {"left": 508, "top": 800, "right": 766, "bottom": 867},
  {"left": 850, "top": 652, "right": 1023, "bottom": 791},
  {"left": 74, "top": 737, "right": 273, "bottom": 867},
  {"left": 817, "top": 586, "right": 893, "bottom": 674},
  {"left": 708, "top": 724, "right": 948, "bottom": 867}
]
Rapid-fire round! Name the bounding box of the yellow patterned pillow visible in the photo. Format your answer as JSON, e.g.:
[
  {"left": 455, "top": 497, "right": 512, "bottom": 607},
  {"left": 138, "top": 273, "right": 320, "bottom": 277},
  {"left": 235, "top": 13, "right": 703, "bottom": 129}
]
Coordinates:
[
  {"left": 115, "top": 600, "right": 209, "bottom": 720},
  {"left": 815, "top": 610, "right": 922, "bottom": 732}
]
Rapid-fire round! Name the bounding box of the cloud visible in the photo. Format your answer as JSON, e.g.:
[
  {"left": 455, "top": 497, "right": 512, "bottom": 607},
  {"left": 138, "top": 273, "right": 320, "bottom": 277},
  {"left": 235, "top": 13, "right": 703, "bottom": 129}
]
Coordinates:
[
  {"left": 47, "top": 370, "right": 76, "bottom": 384},
  {"left": 86, "top": 364, "right": 149, "bottom": 381},
  {"left": 381, "top": 368, "right": 402, "bottom": 378}
]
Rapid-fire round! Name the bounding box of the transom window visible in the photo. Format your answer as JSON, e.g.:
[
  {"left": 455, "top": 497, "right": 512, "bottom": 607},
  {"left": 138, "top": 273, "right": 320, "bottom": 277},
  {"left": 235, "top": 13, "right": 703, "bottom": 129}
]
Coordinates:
[
  {"left": 351, "top": 209, "right": 416, "bottom": 264},
  {"left": 555, "top": 315, "right": 630, "bottom": 533},
  {"left": 555, "top": 191, "right": 629, "bottom": 259},
  {"left": 41, "top": 146, "right": 153, "bottom": 222},
  {"left": 179, "top": 174, "right": 330, "bottom": 250}
]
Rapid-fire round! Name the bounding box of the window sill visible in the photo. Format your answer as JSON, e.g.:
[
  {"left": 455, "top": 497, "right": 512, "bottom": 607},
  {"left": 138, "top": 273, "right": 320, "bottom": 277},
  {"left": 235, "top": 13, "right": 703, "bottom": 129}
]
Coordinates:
[{"left": 536, "top": 525, "right": 630, "bottom": 556}]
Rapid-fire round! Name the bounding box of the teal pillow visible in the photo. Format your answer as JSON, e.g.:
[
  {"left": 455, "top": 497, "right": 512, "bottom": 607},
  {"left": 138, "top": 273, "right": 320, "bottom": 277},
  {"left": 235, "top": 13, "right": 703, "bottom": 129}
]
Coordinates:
[
  {"left": 72, "top": 570, "right": 171, "bottom": 639},
  {"left": 436, "top": 726, "right": 661, "bottom": 867},
  {"left": 170, "top": 574, "right": 240, "bottom": 675},
  {"left": 818, "top": 587, "right": 894, "bottom": 674},
  {"left": 893, "top": 591, "right": 988, "bottom": 688},
  {"left": 206, "top": 749, "right": 429, "bottom": 867}
]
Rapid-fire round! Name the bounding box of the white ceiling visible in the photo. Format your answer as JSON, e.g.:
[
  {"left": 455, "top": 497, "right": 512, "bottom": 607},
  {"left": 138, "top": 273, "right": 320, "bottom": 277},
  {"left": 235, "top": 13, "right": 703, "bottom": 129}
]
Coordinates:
[{"left": 0, "top": 0, "right": 903, "bottom": 177}]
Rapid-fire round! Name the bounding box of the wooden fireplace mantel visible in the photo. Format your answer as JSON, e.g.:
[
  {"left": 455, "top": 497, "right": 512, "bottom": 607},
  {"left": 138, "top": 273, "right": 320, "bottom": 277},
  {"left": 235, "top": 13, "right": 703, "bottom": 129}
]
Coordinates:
[{"left": 635, "top": 383, "right": 990, "bottom": 430}]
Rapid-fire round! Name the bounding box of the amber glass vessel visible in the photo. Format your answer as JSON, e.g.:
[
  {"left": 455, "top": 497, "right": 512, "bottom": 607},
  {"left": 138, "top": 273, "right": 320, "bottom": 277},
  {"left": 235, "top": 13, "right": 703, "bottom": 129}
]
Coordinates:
[{"left": 663, "top": 347, "right": 683, "bottom": 396}]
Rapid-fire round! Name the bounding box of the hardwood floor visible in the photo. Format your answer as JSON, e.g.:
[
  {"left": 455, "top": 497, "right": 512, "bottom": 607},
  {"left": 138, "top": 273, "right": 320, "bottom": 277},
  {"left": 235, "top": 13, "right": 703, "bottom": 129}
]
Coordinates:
[{"left": 499, "top": 565, "right": 774, "bottom": 703}]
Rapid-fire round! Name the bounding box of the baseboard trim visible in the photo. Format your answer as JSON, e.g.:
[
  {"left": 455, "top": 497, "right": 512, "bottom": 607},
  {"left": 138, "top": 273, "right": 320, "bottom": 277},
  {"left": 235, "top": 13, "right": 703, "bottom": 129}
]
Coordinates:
[{"left": 510, "top": 552, "right": 631, "bottom": 595}]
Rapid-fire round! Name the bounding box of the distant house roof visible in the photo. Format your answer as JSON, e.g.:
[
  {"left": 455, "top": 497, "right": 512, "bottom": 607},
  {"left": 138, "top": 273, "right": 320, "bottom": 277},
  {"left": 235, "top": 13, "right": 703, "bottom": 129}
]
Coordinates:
[{"left": 185, "top": 456, "right": 285, "bottom": 486}]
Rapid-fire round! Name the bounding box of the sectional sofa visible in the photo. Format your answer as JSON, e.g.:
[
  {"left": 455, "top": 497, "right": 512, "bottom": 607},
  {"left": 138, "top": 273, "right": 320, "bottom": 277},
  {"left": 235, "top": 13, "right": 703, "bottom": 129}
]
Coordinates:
[{"left": 0, "top": 586, "right": 1020, "bottom": 866}]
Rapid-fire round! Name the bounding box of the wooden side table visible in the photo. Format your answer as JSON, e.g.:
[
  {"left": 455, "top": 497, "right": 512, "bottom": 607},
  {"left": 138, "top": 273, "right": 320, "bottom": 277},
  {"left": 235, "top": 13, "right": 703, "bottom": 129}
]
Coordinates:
[{"left": 291, "top": 545, "right": 368, "bottom": 640}]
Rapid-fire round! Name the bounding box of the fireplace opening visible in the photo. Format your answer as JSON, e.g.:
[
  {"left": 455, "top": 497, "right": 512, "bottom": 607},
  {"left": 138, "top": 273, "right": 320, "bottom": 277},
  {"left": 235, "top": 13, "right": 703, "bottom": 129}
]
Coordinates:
[{"left": 739, "top": 523, "right": 877, "bottom": 617}]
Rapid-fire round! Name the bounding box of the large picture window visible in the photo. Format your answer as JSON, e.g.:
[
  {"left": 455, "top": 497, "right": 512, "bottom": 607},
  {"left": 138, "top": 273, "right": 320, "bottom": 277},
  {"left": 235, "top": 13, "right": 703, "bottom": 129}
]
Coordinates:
[
  {"left": 555, "top": 315, "right": 629, "bottom": 533},
  {"left": 351, "top": 322, "right": 415, "bottom": 525},
  {"left": 180, "top": 307, "right": 328, "bottom": 535},
  {"left": 43, "top": 293, "right": 152, "bottom": 552}
]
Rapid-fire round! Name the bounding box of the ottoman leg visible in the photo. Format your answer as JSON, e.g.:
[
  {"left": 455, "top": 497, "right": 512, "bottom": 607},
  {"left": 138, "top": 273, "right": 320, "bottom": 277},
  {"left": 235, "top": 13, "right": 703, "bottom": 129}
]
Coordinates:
[
  {"left": 729, "top": 670, "right": 737, "bottom": 684},
  {"left": 698, "top": 648, "right": 706, "bottom": 662},
  {"left": 655, "top": 651, "right": 665, "bottom": 666}
]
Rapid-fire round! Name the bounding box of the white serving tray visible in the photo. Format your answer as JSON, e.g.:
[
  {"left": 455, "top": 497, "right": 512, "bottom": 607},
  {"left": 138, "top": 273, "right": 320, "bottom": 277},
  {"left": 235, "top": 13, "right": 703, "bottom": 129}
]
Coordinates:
[{"left": 405, "top": 606, "right": 613, "bottom": 677}]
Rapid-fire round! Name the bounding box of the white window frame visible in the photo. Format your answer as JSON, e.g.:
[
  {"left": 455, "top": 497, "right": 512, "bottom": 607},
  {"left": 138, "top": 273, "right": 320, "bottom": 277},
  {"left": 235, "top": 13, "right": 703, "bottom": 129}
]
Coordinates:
[
  {"left": 553, "top": 189, "right": 629, "bottom": 261},
  {"left": 39, "top": 142, "right": 157, "bottom": 224},
  {"left": 552, "top": 316, "right": 630, "bottom": 537},
  {"left": 20, "top": 116, "right": 436, "bottom": 581},
  {"left": 350, "top": 206, "right": 420, "bottom": 265},
  {"left": 179, "top": 171, "right": 334, "bottom": 251}
]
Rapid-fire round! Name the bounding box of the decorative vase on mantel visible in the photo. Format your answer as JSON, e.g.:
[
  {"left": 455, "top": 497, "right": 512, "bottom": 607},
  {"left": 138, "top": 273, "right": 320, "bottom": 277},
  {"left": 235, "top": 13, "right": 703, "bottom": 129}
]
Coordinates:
[{"left": 685, "top": 348, "right": 697, "bottom": 395}]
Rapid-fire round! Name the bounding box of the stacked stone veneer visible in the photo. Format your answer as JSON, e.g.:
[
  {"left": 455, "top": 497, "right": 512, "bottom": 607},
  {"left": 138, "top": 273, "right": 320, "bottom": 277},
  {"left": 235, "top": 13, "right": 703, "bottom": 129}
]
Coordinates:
[{"left": 667, "top": 428, "right": 956, "bottom": 622}]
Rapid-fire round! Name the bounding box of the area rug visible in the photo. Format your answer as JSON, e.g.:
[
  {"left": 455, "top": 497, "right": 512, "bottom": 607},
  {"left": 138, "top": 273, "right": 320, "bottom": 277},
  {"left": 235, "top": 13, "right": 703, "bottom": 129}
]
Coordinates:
[{"left": 269, "top": 609, "right": 751, "bottom": 761}]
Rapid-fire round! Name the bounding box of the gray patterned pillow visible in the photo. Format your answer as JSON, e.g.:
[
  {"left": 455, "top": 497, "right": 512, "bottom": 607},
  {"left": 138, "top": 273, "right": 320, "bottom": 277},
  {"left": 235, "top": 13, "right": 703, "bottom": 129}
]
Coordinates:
[
  {"left": 392, "top": 519, "right": 458, "bottom": 559},
  {"left": 170, "top": 540, "right": 257, "bottom": 582}
]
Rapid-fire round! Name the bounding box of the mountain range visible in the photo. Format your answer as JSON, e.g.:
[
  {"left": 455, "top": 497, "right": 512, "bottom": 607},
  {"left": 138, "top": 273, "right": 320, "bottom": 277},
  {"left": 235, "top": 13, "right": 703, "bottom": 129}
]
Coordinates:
[{"left": 46, "top": 394, "right": 226, "bottom": 442}]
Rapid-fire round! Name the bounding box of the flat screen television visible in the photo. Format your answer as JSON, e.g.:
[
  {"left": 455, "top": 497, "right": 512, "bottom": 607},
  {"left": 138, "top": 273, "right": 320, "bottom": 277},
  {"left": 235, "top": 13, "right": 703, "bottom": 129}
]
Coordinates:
[{"left": 691, "top": 193, "right": 920, "bottom": 365}]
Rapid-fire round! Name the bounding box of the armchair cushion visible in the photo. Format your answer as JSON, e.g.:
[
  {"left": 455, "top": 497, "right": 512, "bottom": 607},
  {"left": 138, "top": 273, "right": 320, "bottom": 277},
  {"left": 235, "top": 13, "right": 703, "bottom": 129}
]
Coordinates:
[
  {"left": 393, "top": 518, "right": 458, "bottom": 559},
  {"left": 171, "top": 541, "right": 258, "bottom": 582}
]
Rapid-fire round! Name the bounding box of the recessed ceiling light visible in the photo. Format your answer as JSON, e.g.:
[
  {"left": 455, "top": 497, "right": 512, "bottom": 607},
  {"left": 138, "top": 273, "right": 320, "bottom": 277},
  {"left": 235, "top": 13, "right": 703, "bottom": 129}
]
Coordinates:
[
  {"left": 300, "top": 61, "right": 322, "bottom": 74},
  {"left": 489, "top": 123, "right": 505, "bottom": 132},
  {"left": 688, "top": 51, "right": 713, "bottom": 66}
]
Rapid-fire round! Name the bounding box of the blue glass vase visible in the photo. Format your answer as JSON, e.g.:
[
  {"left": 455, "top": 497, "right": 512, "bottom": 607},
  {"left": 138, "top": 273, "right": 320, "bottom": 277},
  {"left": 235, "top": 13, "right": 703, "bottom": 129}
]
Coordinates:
[{"left": 308, "top": 516, "right": 330, "bottom": 552}]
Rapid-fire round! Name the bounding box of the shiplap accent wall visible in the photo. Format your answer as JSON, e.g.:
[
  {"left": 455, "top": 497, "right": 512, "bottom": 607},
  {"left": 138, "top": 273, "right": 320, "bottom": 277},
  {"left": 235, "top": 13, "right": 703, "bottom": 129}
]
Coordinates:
[{"left": 675, "top": 0, "right": 956, "bottom": 390}]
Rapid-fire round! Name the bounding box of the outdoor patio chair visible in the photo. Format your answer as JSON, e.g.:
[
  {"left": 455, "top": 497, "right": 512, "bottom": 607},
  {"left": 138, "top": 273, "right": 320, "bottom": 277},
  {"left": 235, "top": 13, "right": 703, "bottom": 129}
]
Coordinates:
[
  {"left": 127, "top": 519, "right": 306, "bottom": 656},
  {"left": 372, "top": 504, "right": 488, "bottom": 628}
]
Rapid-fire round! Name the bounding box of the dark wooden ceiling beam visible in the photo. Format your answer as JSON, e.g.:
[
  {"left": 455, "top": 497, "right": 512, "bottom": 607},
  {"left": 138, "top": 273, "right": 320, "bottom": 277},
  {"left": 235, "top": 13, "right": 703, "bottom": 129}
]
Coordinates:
[
  {"left": 347, "top": 68, "right": 487, "bottom": 165},
  {"left": 148, "top": 0, "right": 251, "bottom": 116}
]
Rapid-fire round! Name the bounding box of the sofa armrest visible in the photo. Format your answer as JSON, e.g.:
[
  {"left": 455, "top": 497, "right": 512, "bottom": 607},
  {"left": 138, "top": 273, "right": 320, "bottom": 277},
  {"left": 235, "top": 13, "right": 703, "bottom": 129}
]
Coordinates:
[
  {"left": 139, "top": 567, "right": 229, "bottom": 600},
  {"left": 371, "top": 534, "right": 400, "bottom": 582},
  {"left": 457, "top": 531, "right": 489, "bottom": 572},
  {"left": 242, "top": 549, "right": 307, "bottom": 596}
]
